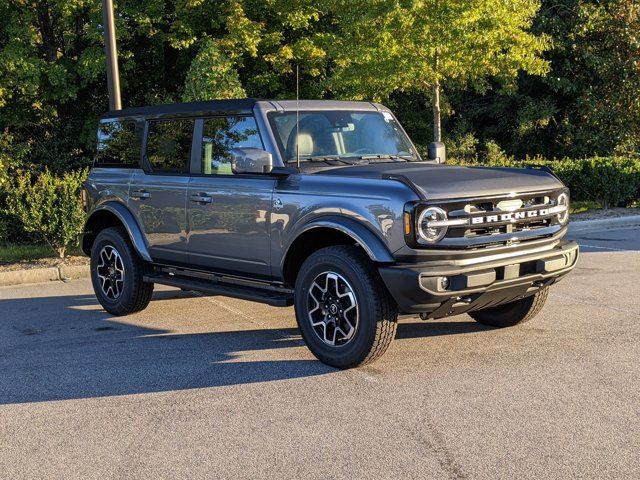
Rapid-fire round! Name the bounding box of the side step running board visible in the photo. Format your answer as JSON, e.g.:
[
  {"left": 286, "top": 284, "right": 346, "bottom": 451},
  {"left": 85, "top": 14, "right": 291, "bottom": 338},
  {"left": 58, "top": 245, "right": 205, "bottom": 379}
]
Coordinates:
[{"left": 143, "top": 274, "right": 294, "bottom": 307}]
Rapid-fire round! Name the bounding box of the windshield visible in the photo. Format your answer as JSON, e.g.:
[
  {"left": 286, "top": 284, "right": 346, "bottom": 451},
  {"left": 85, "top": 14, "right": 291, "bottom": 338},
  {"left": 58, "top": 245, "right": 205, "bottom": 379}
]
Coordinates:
[{"left": 268, "top": 110, "right": 419, "bottom": 163}]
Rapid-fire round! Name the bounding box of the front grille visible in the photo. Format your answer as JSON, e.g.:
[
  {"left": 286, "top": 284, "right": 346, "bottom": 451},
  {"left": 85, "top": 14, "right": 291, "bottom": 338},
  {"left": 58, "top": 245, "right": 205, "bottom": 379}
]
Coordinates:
[
  {"left": 449, "top": 193, "right": 558, "bottom": 238},
  {"left": 423, "top": 189, "right": 567, "bottom": 248},
  {"left": 461, "top": 218, "right": 551, "bottom": 238}
]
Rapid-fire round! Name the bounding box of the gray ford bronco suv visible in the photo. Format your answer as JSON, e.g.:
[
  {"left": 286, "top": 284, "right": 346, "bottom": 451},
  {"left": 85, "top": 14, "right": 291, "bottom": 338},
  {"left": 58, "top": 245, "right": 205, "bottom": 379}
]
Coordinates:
[{"left": 83, "top": 99, "right": 579, "bottom": 368}]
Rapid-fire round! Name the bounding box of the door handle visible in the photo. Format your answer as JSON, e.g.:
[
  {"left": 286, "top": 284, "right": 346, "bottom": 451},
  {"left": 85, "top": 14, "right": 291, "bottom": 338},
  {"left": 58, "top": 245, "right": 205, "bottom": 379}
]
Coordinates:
[
  {"left": 190, "top": 193, "right": 213, "bottom": 204},
  {"left": 130, "top": 190, "right": 150, "bottom": 200}
]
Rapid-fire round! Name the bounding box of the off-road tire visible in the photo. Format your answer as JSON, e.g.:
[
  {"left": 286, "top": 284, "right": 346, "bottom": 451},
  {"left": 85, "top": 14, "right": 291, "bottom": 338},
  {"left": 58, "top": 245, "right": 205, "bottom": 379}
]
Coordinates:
[
  {"left": 90, "top": 227, "right": 154, "bottom": 316},
  {"left": 294, "top": 245, "right": 398, "bottom": 368},
  {"left": 469, "top": 287, "right": 549, "bottom": 328}
]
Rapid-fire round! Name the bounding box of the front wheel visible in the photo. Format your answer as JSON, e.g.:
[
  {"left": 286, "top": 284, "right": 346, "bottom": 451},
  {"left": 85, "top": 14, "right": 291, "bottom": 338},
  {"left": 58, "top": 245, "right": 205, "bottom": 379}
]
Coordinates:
[
  {"left": 294, "top": 246, "right": 398, "bottom": 368},
  {"left": 90, "top": 227, "right": 154, "bottom": 316},
  {"left": 469, "top": 287, "right": 549, "bottom": 328}
]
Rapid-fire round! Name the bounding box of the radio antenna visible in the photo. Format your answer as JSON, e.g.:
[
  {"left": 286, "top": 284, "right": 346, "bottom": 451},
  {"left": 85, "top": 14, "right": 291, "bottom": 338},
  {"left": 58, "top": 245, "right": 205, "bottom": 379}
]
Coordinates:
[{"left": 296, "top": 64, "right": 300, "bottom": 169}]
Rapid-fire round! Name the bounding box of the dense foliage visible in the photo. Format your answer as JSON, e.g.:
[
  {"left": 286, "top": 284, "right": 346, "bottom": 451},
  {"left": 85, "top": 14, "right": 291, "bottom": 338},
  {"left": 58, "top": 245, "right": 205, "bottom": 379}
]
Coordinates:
[
  {"left": 323, "top": 0, "right": 549, "bottom": 142},
  {"left": 1, "top": 0, "right": 638, "bottom": 174},
  {"left": 445, "top": 0, "right": 640, "bottom": 158}
]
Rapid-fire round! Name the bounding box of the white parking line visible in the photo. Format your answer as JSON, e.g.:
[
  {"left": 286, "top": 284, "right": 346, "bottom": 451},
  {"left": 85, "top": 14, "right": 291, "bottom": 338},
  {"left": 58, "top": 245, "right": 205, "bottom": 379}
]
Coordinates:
[{"left": 577, "top": 243, "right": 632, "bottom": 252}]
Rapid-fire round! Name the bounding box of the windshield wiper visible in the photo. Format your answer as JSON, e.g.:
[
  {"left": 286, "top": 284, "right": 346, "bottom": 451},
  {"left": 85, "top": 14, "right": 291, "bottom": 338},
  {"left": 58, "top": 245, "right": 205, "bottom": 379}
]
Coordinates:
[
  {"left": 286, "top": 154, "right": 417, "bottom": 165},
  {"left": 358, "top": 154, "right": 417, "bottom": 162},
  {"left": 286, "top": 156, "right": 364, "bottom": 165}
]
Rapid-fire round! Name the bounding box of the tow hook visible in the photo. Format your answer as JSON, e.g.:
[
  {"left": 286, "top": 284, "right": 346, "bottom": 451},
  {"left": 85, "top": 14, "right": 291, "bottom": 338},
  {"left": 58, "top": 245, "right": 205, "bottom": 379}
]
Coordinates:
[{"left": 420, "top": 296, "right": 472, "bottom": 321}]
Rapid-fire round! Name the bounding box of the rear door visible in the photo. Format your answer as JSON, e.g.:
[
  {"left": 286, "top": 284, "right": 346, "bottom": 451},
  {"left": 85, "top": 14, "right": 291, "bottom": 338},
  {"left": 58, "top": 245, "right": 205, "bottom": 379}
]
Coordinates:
[
  {"left": 129, "top": 118, "right": 194, "bottom": 264},
  {"left": 187, "top": 116, "right": 275, "bottom": 278}
]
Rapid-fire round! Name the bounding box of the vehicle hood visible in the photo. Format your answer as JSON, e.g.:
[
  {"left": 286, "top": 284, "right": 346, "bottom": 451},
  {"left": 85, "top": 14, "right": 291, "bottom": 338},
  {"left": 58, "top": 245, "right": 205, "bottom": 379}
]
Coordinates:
[{"left": 315, "top": 162, "right": 564, "bottom": 199}]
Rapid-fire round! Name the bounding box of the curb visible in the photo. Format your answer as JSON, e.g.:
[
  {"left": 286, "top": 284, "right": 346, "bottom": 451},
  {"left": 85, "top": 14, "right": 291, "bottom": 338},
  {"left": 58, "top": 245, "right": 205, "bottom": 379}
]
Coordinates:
[
  {"left": 0, "top": 264, "right": 89, "bottom": 287},
  {"left": 59, "top": 264, "right": 90, "bottom": 281},
  {"left": 568, "top": 215, "right": 640, "bottom": 234}
]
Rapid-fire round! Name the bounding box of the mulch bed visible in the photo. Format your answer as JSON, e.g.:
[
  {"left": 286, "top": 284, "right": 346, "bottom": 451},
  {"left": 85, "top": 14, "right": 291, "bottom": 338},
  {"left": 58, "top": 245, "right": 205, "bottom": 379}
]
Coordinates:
[
  {"left": 571, "top": 207, "right": 640, "bottom": 222},
  {"left": 0, "top": 255, "right": 89, "bottom": 273}
]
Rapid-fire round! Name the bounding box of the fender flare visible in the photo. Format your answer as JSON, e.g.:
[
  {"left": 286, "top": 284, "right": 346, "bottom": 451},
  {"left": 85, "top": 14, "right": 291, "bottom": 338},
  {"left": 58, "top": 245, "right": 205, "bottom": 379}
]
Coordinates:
[
  {"left": 282, "top": 215, "right": 395, "bottom": 269},
  {"left": 84, "top": 202, "right": 152, "bottom": 262}
]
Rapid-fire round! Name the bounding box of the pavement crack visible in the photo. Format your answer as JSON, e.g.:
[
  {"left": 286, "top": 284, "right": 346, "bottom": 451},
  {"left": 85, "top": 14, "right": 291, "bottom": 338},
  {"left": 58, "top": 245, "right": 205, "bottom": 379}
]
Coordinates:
[{"left": 403, "top": 405, "right": 468, "bottom": 480}]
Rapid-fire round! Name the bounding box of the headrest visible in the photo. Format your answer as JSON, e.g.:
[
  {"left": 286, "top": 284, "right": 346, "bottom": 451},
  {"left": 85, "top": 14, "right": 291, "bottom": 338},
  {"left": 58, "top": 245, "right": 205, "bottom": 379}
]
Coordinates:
[{"left": 294, "top": 133, "right": 314, "bottom": 157}]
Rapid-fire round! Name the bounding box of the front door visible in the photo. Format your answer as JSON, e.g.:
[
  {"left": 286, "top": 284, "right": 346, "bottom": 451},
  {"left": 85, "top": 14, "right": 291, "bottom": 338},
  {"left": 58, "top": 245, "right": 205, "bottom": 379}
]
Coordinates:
[
  {"left": 128, "top": 118, "right": 194, "bottom": 264},
  {"left": 187, "top": 116, "right": 275, "bottom": 278}
]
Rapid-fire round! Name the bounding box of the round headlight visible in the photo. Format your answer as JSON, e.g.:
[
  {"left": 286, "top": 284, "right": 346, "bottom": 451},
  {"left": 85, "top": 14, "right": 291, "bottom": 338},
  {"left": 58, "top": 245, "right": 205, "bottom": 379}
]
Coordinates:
[
  {"left": 417, "top": 207, "right": 448, "bottom": 243},
  {"left": 557, "top": 192, "right": 569, "bottom": 224}
]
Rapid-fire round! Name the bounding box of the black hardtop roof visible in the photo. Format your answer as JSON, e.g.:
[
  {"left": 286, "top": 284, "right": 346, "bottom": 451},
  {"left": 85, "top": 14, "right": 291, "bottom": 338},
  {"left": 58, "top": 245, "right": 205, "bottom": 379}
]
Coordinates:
[
  {"left": 100, "top": 98, "right": 385, "bottom": 120},
  {"left": 101, "top": 98, "right": 259, "bottom": 119}
]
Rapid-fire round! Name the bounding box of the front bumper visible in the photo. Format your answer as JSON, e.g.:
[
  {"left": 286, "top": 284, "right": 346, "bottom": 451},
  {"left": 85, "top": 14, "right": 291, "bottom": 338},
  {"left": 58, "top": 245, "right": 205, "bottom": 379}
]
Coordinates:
[{"left": 379, "top": 240, "right": 579, "bottom": 316}]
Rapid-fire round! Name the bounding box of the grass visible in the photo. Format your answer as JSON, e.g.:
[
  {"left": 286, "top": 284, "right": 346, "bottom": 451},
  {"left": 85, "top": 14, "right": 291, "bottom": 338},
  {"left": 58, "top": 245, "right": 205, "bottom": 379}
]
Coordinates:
[
  {"left": 570, "top": 200, "right": 602, "bottom": 214},
  {"left": 0, "top": 243, "right": 56, "bottom": 263},
  {"left": 0, "top": 243, "right": 84, "bottom": 264}
]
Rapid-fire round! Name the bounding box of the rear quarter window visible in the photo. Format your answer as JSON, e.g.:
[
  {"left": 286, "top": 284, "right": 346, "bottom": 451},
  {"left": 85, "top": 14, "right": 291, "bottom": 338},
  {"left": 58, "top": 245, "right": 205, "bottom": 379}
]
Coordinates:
[{"left": 95, "top": 119, "right": 140, "bottom": 167}]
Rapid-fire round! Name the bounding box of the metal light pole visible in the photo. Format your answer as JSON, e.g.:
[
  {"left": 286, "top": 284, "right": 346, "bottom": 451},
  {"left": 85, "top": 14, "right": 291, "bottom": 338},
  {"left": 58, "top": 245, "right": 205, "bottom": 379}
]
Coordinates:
[{"left": 102, "top": 0, "right": 122, "bottom": 110}]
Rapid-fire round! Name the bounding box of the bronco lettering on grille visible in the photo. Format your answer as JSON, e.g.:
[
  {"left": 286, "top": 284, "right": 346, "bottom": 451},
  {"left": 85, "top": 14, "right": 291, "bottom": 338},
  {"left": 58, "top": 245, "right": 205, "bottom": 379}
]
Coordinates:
[{"left": 471, "top": 208, "right": 550, "bottom": 225}]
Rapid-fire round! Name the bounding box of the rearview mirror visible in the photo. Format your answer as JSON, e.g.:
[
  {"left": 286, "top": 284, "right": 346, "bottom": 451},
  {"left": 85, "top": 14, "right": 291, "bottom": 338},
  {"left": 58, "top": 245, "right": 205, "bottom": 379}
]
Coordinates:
[{"left": 230, "top": 148, "right": 273, "bottom": 174}]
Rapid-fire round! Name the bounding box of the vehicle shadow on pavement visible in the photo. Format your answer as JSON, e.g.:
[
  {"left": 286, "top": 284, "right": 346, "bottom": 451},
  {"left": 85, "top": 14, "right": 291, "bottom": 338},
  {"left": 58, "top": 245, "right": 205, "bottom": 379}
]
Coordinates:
[
  {"left": 0, "top": 291, "right": 333, "bottom": 405},
  {"left": 0, "top": 291, "right": 492, "bottom": 405},
  {"left": 396, "top": 320, "right": 493, "bottom": 339}
]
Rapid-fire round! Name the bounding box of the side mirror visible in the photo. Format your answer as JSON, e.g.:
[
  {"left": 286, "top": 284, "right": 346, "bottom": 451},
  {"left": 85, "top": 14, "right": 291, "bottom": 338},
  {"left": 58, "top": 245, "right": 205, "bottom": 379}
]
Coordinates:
[
  {"left": 428, "top": 142, "right": 446, "bottom": 164},
  {"left": 230, "top": 147, "right": 273, "bottom": 174}
]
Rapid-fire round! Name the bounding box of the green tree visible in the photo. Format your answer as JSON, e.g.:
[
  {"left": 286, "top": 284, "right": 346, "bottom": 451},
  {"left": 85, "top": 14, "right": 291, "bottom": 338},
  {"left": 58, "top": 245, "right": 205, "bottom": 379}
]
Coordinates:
[
  {"left": 324, "top": 0, "right": 550, "bottom": 143},
  {"left": 183, "top": 39, "right": 246, "bottom": 101},
  {"left": 448, "top": 0, "right": 640, "bottom": 158},
  {"left": 0, "top": 0, "right": 177, "bottom": 171},
  {"left": 572, "top": 0, "right": 640, "bottom": 154},
  {"left": 174, "top": 0, "right": 328, "bottom": 99}
]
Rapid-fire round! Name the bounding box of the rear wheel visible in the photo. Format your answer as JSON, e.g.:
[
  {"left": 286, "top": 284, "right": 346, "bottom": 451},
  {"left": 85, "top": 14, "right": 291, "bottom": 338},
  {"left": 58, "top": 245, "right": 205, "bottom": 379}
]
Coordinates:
[
  {"left": 294, "top": 246, "right": 398, "bottom": 368},
  {"left": 469, "top": 287, "right": 549, "bottom": 328},
  {"left": 90, "top": 227, "right": 154, "bottom": 316}
]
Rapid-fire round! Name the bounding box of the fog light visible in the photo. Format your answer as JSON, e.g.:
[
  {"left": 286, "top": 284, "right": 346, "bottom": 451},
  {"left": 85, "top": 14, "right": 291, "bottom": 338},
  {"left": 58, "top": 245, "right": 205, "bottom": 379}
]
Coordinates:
[{"left": 440, "top": 276, "right": 450, "bottom": 290}]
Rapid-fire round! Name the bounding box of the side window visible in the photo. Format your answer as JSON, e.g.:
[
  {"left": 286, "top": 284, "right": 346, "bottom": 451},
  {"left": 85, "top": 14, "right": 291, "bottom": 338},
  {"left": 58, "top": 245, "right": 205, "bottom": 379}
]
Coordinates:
[
  {"left": 201, "top": 116, "right": 263, "bottom": 175},
  {"left": 145, "top": 119, "right": 194, "bottom": 174},
  {"left": 95, "top": 120, "right": 139, "bottom": 167}
]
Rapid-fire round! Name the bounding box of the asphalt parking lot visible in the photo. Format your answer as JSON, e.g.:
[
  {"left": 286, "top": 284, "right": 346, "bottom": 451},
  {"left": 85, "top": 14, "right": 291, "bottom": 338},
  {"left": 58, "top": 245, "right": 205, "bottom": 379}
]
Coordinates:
[{"left": 1, "top": 226, "right": 638, "bottom": 479}]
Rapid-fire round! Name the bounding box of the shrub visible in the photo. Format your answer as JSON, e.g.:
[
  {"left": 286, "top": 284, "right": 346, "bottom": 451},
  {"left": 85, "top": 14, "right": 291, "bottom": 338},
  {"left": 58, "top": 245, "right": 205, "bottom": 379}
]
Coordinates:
[
  {"left": 0, "top": 188, "right": 41, "bottom": 244},
  {"left": 6, "top": 169, "right": 87, "bottom": 258},
  {"left": 445, "top": 133, "right": 480, "bottom": 163},
  {"left": 576, "top": 157, "right": 640, "bottom": 208},
  {"left": 526, "top": 157, "right": 640, "bottom": 208},
  {"left": 0, "top": 212, "right": 7, "bottom": 242},
  {"left": 484, "top": 140, "right": 512, "bottom": 165}
]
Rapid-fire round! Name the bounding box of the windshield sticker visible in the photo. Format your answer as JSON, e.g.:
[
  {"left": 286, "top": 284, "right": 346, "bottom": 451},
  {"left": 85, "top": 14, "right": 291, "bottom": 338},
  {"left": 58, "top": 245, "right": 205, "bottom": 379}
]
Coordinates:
[{"left": 382, "top": 112, "right": 394, "bottom": 122}]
